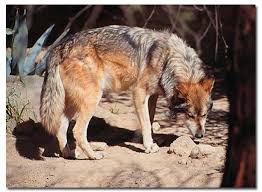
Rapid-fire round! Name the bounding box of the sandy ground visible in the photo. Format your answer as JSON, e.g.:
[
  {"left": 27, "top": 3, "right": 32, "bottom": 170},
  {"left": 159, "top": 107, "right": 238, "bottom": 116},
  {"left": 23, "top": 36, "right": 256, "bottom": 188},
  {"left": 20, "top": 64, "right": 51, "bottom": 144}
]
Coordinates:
[{"left": 6, "top": 76, "right": 229, "bottom": 188}]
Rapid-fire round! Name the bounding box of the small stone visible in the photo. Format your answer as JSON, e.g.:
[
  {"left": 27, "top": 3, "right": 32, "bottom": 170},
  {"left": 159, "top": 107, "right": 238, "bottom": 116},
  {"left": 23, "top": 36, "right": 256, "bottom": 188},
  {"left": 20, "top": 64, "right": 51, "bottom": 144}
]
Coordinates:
[
  {"left": 190, "top": 146, "right": 202, "bottom": 159},
  {"left": 178, "top": 158, "right": 188, "bottom": 165},
  {"left": 198, "top": 144, "right": 216, "bottom": 155},
  {"left": 152, "top": 122, "right": 161, "bottom": 132}
]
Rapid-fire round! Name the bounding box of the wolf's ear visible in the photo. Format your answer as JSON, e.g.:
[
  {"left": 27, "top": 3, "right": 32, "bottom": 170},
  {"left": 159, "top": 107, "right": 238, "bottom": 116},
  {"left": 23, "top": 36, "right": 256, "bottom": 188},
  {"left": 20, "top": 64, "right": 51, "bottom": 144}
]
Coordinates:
[
  {"left": 200, "top": 78, "right": 215, "bottom": 93},
  {"left": 176, "top": 82, "right": 190, "bottom": 97}
]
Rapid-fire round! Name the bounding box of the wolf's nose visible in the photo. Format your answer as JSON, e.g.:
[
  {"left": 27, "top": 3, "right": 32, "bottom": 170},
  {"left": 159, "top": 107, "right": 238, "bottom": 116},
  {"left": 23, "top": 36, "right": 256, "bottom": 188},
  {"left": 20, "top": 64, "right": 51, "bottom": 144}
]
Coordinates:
[{"left": 195, "top": 133, "right": 203, "bottom": 138}]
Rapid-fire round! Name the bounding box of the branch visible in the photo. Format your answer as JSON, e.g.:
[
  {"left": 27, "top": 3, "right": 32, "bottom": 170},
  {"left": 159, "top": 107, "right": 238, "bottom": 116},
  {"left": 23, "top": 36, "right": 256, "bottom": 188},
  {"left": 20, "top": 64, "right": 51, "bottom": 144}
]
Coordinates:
[
  {"left": 83, "top": 5, "right": 103, "bottom": 29},
  {"left": 173, "top": 5, "right": 182, "bottom": 27},
  {"left": 199, "top": 21, "right": 211, "bottom": 41},
  {"left": 161, "top": 6, "right": 175, "bottom": 31},
  {"left": 177, "top": 18, "right": 198, "bottom": 39},
  {"left": 35, "top": 5, "right": 47, "bottom": 13},
  {"left": 162, "top": 5, "right": 213, "bottom": 55},
  {"left": 215, "top": 6, "right": 219, "bottom": 62},
  {"left": 65, "top": 5, "right": 92, "bottom": 31},
  {"left": 219, "top": 11, "right": 229, "bottom": 57},
  {"left": 203, "top": 5, "right": 220, "bottom": 62},
  {"left": 193, "top": 5, "right": 205, "bottom": 12},
  {"left": 143, "top": 6, "right": 156, "bottom": 28},
  {"left": 203, "top": 5, "right": 216, "bottom": 29},
  {"left": 119, "top": 5, "right": 137, "bottom": 26},
  {"left": 161, "top": 5, "right": 182, "bottom": 35}
]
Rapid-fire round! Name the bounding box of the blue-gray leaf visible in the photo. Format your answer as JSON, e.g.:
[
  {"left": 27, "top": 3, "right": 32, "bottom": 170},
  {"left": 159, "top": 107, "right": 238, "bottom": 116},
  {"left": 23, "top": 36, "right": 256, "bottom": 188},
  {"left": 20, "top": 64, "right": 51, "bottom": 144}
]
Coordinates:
[
  {"left": 23, "top": 24, "right": 55, "bottom": 75},
  {"left": 11, "top": 9, "right": 28, "bottom": 75},
  {"left": 35, "top": 28, "right": 69, "bottom": 75},
  {"left": 6, "top": 57, "right": 11, "bottom": 76}
]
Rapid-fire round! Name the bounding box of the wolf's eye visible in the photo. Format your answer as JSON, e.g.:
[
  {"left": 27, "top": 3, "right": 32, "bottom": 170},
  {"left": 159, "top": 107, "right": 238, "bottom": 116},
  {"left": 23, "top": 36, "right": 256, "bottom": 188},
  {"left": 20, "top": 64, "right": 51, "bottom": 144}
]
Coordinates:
[
  {"left": 187, "top": 113, "right": 194, "bottom": 118},
  {"left": 201, "top": 113, "right": 207, "bottom": 117}
]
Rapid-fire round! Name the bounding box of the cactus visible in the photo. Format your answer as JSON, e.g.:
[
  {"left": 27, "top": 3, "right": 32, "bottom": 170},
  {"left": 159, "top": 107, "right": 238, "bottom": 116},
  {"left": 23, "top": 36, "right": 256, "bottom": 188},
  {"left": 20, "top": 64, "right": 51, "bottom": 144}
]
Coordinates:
[
  {"left": 11, "top": 9, "right": 28, "bottom": 75},
  {"left": 6, "top": 8, "right": 66, "bottom": 77},
  {"left": 35, "top": 28, "right": 69, "bottom": 75},
  {"left": 23, "top": 24, "right": 55, "bottom": 75}
]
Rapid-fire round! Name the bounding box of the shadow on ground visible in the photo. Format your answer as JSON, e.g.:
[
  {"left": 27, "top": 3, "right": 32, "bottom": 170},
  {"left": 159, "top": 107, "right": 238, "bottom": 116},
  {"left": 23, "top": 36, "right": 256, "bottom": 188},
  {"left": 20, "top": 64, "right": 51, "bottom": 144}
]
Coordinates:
[
  {"left": 12, "top": 117, "right": 179, "bottom": 160},
  {"left": 12, "top": 119, "right": 60, "bottom": 160}
]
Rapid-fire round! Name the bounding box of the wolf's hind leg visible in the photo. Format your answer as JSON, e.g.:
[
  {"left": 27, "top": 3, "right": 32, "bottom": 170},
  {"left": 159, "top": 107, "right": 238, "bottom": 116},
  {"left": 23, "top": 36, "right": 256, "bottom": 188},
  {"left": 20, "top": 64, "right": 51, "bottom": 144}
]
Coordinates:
[
  {"left": 56, "top": 114, "right": 71, "bottom": 158},
  {"left": 72, "top": 92, "right": 104, "bottom": 160}
]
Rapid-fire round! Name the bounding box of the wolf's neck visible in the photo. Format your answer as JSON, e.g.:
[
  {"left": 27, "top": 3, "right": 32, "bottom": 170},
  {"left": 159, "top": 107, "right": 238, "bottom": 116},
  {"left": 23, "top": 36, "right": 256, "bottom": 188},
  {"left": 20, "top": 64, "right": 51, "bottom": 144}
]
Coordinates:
[{"left": 160, "top": 34, "right": 205, "bottom": 98}]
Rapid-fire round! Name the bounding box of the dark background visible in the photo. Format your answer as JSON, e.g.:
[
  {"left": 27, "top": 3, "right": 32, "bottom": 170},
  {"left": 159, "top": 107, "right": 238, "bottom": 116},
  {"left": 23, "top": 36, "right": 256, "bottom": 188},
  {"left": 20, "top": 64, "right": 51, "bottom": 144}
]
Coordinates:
[{"left": 6, "top": 5, "right": 237, "bottom": 70}]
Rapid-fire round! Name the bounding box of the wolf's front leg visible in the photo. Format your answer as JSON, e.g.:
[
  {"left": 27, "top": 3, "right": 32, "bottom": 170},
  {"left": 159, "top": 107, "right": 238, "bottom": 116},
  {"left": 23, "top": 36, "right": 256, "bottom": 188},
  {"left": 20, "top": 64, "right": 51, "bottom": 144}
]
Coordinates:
[{"left": 133, "top": 88, "right": 159, "bottom": 153}]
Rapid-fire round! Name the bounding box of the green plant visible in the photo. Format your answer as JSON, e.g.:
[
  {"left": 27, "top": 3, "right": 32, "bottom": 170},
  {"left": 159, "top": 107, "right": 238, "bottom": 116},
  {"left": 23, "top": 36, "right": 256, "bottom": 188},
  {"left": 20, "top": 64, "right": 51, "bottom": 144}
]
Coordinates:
[
  {"left": 6, "top": 88, "right": 29, "bottom": 125},
  {"left": 6, "top": 9, "right": 69, "bottom": 77},
  {"left": 109, "top": 103, "right": 120, "bottom": 114}
]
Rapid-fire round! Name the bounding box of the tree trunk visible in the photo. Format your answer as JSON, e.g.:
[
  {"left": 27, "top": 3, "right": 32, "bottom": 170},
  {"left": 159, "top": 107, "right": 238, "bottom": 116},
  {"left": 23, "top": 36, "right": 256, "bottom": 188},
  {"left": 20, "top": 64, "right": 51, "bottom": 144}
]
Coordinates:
[{"left": 221, "top": 5, "right": 256, "bottom": 187}]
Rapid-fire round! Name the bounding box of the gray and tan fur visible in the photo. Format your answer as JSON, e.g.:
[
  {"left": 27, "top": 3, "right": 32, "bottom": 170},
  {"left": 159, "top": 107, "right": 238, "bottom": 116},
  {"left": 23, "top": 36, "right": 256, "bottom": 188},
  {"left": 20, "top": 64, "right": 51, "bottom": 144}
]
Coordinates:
[{"left": 40, "top": 25, "right": 214, "bottom": 160}]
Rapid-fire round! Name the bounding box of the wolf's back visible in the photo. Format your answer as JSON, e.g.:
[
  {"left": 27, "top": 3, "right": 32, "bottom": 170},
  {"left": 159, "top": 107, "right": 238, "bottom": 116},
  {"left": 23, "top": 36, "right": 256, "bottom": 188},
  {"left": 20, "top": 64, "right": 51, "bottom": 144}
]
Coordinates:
[{"left": 40, "top": 50, "right": 65, "bottom": 135}]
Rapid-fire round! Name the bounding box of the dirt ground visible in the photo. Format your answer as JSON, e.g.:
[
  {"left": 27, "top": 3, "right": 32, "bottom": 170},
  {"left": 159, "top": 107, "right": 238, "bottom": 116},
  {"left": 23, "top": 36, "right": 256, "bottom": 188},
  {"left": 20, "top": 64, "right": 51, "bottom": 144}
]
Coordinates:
[{"left": 6, "top": 76, "right": 229, "bottom": 188}]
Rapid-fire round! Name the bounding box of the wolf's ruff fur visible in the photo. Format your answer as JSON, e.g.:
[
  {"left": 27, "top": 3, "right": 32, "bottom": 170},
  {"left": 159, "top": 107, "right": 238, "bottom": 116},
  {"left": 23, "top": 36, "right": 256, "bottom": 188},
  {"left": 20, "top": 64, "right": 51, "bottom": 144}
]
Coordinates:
[{"left": 40, "top": 25, "right": 213, "bottom": 159}]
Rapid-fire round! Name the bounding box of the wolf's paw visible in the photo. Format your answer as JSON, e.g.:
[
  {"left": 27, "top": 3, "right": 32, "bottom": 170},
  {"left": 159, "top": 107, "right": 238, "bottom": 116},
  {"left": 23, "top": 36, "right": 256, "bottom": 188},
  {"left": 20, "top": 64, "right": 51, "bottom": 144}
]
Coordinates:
[
  {"left": 70, "top": 150, "right": 104, "bottom": 160},
  {"left": 70, "top": 147, "right": 88, "bottom": 160},
  {"left": 145, "top": 143, "right": 159, "bottom": 154}
]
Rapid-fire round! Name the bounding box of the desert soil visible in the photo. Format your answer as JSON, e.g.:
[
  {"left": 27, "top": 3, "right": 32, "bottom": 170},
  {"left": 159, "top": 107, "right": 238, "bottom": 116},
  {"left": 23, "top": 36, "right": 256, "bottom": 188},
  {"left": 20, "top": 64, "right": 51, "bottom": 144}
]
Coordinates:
[{"left": 6, "top": 76, "right": 229, "bottom": 188}]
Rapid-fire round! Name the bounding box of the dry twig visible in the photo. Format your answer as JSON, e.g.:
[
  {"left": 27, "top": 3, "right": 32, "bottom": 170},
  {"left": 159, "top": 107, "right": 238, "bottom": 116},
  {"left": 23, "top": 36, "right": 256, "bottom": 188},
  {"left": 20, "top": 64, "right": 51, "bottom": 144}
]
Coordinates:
[
  {"left": 143, "top": 6, "right": 156, "bottom": 28},
  {"left": 83, "top": 5, "right": 104, "bottom": 29},
  {"left": 65, "top": 5, "right": 92, "bottom": 31}
]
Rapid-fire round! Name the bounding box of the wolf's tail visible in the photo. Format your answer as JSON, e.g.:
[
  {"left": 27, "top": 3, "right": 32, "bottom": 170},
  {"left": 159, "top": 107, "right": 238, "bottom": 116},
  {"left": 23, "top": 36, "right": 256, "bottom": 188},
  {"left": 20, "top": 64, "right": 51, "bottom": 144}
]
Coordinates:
[{"left": 40, "top": 52, "right": 65, "bottom": 135}]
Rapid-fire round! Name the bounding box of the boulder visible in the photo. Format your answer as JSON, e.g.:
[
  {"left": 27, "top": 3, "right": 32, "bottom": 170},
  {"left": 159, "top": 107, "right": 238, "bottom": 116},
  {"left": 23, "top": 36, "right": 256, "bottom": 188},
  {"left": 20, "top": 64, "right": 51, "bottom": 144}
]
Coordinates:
[
  {"left": 168, "top": 136, "right": 225, "bottom": 160},
  {"left": 168, "top": 136, "right": 196, "bottom": 157}
]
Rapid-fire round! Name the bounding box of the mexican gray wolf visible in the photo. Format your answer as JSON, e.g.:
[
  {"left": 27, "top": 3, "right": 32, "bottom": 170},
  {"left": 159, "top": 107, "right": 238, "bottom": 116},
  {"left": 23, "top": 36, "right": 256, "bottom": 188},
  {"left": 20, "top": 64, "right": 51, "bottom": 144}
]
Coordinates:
[{"left": 40, "top": 25, "right": 214, "bottom": 160}]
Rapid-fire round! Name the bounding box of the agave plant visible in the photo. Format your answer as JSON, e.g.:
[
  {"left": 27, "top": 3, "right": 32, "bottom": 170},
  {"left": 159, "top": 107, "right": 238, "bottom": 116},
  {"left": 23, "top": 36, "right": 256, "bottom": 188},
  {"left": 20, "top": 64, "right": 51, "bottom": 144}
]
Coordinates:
[{"left": 6, "top": 9, "right": 69, "bottom": 77}]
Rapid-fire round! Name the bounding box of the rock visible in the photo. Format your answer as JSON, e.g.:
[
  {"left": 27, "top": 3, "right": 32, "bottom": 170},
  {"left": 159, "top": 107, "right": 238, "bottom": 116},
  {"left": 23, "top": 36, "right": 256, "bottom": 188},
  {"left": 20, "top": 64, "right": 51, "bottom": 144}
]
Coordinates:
[
  {"left": 190, "top": 144, "right": 226, "bottom": 160},
  {"left": 90, "top": 142, "right": 108, "bottom": 151},
  {"left": 198, "top": 144, "right": 216, "bottom": 155},
  {"left": 198, "top": 144, "right": 225, "bottom": 158},
  {"left": 190, "top": 146, "right": 203, "bottom": 159},
  {"left": 168, "top": 136, "right": 226, "bottom": 160},
  {"left": 178, "top": 158, "right": 184, "bottom": 165},
  {"left": 177, "top": 157, "right": 192, "bottom": 165},
  {"left": 152, "top": 122, "right": 161, "bottom": 132},
  {"left": 168, "top": 136, "right": 196, "bottom": 157}
]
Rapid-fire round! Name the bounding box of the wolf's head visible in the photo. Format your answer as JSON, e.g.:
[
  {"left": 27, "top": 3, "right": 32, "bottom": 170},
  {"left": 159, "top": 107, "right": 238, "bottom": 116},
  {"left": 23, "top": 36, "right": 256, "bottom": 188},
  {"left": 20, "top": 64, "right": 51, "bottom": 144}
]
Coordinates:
[{"left": 175, "top": 78, "right": 214, "bottom": 138}]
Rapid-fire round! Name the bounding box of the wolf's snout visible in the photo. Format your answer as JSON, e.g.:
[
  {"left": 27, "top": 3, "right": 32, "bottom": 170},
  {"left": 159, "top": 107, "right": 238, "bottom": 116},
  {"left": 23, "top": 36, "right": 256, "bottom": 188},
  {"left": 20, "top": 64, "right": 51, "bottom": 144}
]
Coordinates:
[{"left": 195, "top": 132, "right": 203, "bottom": 138}]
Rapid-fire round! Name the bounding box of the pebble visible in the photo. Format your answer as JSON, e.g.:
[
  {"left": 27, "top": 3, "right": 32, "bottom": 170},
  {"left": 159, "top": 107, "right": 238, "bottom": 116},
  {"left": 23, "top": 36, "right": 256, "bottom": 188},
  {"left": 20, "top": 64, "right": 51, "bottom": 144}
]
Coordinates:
[
  {"left": 152, "top": 122, "right": 161, "bottom": 132},
  {"left": 190, "top": 146, "right": 202, "bottom": 159}
]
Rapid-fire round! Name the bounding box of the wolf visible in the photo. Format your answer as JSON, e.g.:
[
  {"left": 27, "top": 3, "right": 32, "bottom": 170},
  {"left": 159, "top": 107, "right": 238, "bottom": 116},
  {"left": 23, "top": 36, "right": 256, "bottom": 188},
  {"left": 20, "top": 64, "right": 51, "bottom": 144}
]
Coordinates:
[{"left": 40, "top": 25, "right": 214, "bottom": 160}]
